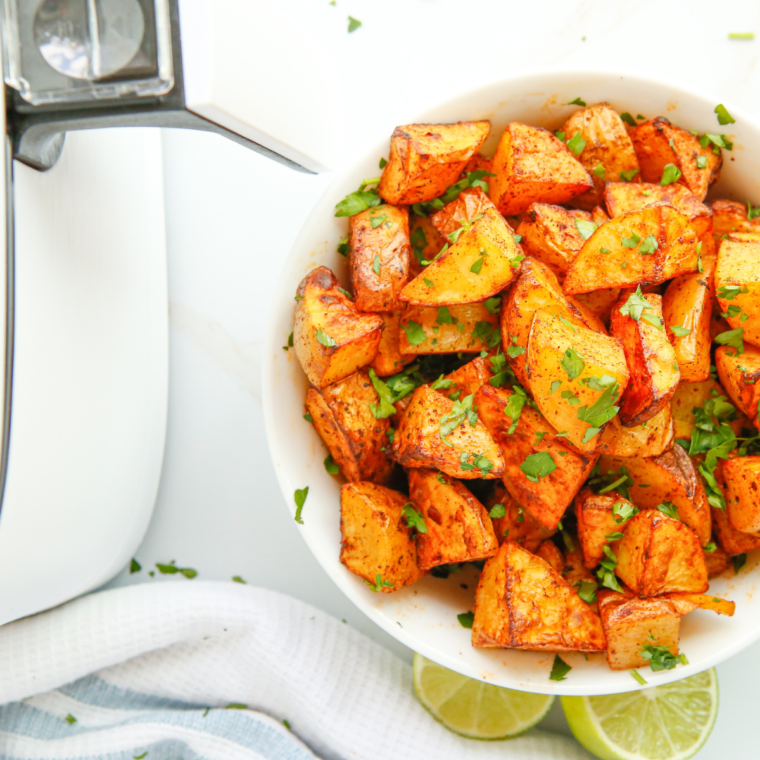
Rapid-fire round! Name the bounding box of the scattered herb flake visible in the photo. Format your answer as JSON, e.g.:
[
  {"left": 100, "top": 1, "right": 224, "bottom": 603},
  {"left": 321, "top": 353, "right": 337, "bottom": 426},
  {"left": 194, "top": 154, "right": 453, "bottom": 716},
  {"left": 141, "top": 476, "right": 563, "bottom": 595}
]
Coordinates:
[
  {"left": 549, "top": 654, "right": 572, "bottom": 681},
  {"left": 294, "top": 487, "right": 309, "bottom": 524},
  {"left": 714, "top": 104, "right": 735, "bottom": 125},
  {"left": 457, "top": 611, "right": 475, "bottom": 628}
]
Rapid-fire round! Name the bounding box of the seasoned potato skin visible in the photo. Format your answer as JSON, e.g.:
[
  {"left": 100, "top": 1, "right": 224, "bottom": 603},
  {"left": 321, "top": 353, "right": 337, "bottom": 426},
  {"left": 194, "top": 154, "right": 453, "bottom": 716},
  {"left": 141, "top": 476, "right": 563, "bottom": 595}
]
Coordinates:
[
  {"left": 399, "top": 302, "right": 499, "bottom": 355},
  {"left": 379, "top": 121, "right": 490, "bottom": 205},
  {"left": 409, "top": 212, "right": 446, "bottom": 278},
  {"left": 408, "top": 469, "right": 498, "bottom": 570},
  {"left": 305, "top": 370, "right": 395, "bottom": 484},
  {"left": 575, "top": 489, "right": 633, "bottom": 569},
  {"left": 670, "top": 379, "right": 745, "bottom": 441},
  {"left": 536, "top": 539, "right": 564, "bottom": 573},
  {"left": 597, "top": 405, "right": 674, "bottom": 458},
  {"left": 573, "top": 287, "right": 621, "bottom": 326},
  {"left": 438, "top": 356, "right": 493, "bottom": 399},
  {"left": 560, "top": 103, "right": 640, "bottom": 209},
  {"left": 710, "top": 199, "right": 760, "bottom": 239},
  {"left": 704, "top": 543, "right": 730, "bottom": 578},
  {"left": 431, "top": 186, "right": 499, "bottom": 238},
  {"left": 715, "top": 344, "right": 760, "bottom": 428},
  {"left": 340, "top": 481, "right": 424, "bottom": 591},
  {"left": 712, "top": 503, "right": 760, "bottom": 555},
  {"left": 486, "top": 482, "right": 556, "bottom": 550},
  {"left": 489, "top": 123, "right": 593, "bottom": 216},
  {"left": 392, "top": 384, "right": 505, "bottom": 479},
  {"left": 715, "top": 239, "right": 760, "bottom": 348},
  {"left": 665, "top": 592, "right": 735, "bottom": 617},
  {"left": 294, "top": 267, "right": 384, "bottom": 388},
  {"left": 472, "top": 541, "right": 606, "bottom": 651},
  {"left": 724, "top": 456, "right": 760, "bottom": 535},
  {"left": 370, "top": 311, "right": 415, "bottom": 377}
]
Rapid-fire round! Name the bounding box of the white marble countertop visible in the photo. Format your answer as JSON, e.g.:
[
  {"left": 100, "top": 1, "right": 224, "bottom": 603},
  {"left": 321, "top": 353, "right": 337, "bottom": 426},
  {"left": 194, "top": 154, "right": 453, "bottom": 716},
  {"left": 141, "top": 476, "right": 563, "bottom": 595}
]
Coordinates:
[{"left": 110, "top": 0, "right": 760, "bottom": 751}]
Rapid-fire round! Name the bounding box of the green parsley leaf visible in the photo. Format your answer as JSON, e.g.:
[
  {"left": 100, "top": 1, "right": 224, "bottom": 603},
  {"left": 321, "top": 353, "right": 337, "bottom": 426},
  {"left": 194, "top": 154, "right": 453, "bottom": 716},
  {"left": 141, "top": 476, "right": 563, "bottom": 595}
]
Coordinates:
[
  {"left": 577, "top": 381, "right": 621, "bottom": 429},
  {"left": 365, "top": 573, "right": 394, "bottom": 592},
  {"left": 700, "top": 133, "right": 733, "bottom": 152},
  {"left": 402, "top": 503, "right": 428, "bottom": 533},
  {"left": 489, "top": 352, "right": 517, "bottom": 389},
  {"left": 748, "top": 203, "right": 760, "bottom": 220},
  {"left": 619, "top": 168, "right": 640, "bottom": 182},
  {"left": 436, "top": 306, "right": 456, "bottom": 325},
  {"left": 484, "top": 297, "right": 502, "bottom": 316},
  {"left": 660, "top": 163, "right": 682, "bottom": 185},
  {"left": 592, "top": 163, "right": 606, "bottom": 179},
  {"left": 670, "top": 325, "right": 692, "bottom": 337},
  {"left": 372, "top": 253, "right": 381, "bottom": 275},
  {"left": 600, "top": 246, "right": 611, "bottom": 254},
  {"left": 459, "top": 452, "right": 494, "bottom": 479},
  {"left": 550, "top": 380, "right": 562, "bottom": 394},
  {"left": 714, "top": 104, "right": 735, "bottom": 125},
  {"left": 535, "top": 431, "right": 547, "bottom": 444},
  {"left": 561, "top": 347, "right": 585, "bottom": 380},
  {"left": 705, "top": 542, "right": 717, "bottom": 553},
  {"left": 638, "top": 234, "right": 659, "bottom": 255},
  {"left": 697, "top": 155, "right": 707, "bottom": 169},
  {"left": 226, "top": 703, "right": 248, "bottom": 709},
  {"left": 347, "top": 16, "right": 361, "bottom": 33},
  {"left": 402, "top": 320, "right": 427, "bottom": 346},
  {"left": 156, "top": 560, "right": 197, "bottom": 578},
  {"left": 566, "top": 97, "right": 586, "bottom": 106},
  {"left": 423, "top": 278, "right": 434, "bottom": 288},
  {"left": 566, "top": 131, "right": 586, "bottom": 156},
  {"left": 582, "top": 427, "right": 601, "bottom": 443},
  {"left": 324, "top": 454, "right": 339, "bottom": 475},
  {"left": 576, "top": 579, "right": 598, "bottom": 604},
  {"left": 620, "top": 112, "right": 637, "bottom": 126},
  {"left": 619, "top": 287, "right": 654, "bottom": 322},
  {"left": 733, "top": 553, "right": 747, "bottom": 574},
  {"left": 337, "top": 237, "right": 350, "bottom": 257},
  {"left": 232, "top": 576, "right": 245, "bottom": 584},
  {"left": 715, "top": 327, "right": 745, "bottom": 355},
  {"left": 130, "top": 558, "right": 141, "bottom": 574},
  {"left": 574, "top": 218, "right": 598, "bottom": 241},
  {"left": 657, "top": 501, "right": 680, "bottom": 520},
  {"left": 642, "top": 313, "right": 664, "bottom": 331},
  {"left": 379, "top": 157, "right": 388, "bottom": 169},
  {"left": 555, "top": 130, "right": 566, "bottom": 142},
  {"left": 470, "top": 254, "right": 485, "bottom": 274},
  {"left": 370, "top": 214, "right": 387, "bottom": 230},
  {"left": 641, "top": 643, "right": 681, "bottom": 671},
  {"left": 440, "top": 393, "right": 478, "bottom": 443},
  {"left": 335, "top": 187, "right": 380, "bottom": 217},
  {"left": 605, "top": 531, "right": 625, "bottom": 542},
  {"left": 472, "top": 321, "right": 501, "bottom": 349},
  {"left": 315, "top": 328, "right": 337, "bottom": 348},
  {"left": 622, "top": 232, "right": 641, "bottom": 247},
  {"left": 717, "top": 284, "right": 749, "bottom": 300},
  {"left": 504, "top": 389, "right": 529, "bottom": 433},
  {"left": 549, "top": 654, "right": 572, "bottom": 681},
  {"left": 509, "top": 253, "right": 525, "bottom": 269},
  {"left": 520, "top": 452, "right": 556, "bottom": 482},
  {"left": 430, "top": 375, "right": 453, "bottom": 390},
  {"left": 561, "top": 389, "right": 580, "bottom": 405},
  {"left": 303, "top": 413, "right": 313, "bottom": 423},
  {"left": 437, "top": 473, "right": 448, "bottom": 484},
  {"left": 596, "top": 544, "right": 623, "bottom": 592},
  {"left": 611, "top": 499, "right": 637, "bottom": 523},
  {"left": 283, "top": 719, "right": 292, "bottom": 730},
  {"left": 489, "top": 503, "right": 506, "bottom": 518},
  {"left": 337, "top": 287, "right": 352, "bottom": 299},
  {"left": 368, "top": 369, "right": 397, "bottom": 419},
  {"left": 457, "top": 611, "right": 475, "bottom": 628},
  {"left": 65, "top": 714, "right": 77, "bottom": 724},
  {"left": 294, "top": 487, "right": 309, "bottom": 524},
  {"left": 631, "top": 670, "right": 647, "bottom": 685},
  {"left": 410, "top": 226, "right": 428, "bottom": 265}
]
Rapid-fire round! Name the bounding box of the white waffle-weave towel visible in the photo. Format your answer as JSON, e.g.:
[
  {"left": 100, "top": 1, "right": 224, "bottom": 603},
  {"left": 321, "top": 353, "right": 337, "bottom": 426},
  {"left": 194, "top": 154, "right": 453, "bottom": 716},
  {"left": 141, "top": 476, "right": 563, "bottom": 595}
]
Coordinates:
[{"left": 0, "top": 582, "right": 590, "bottom": 759}]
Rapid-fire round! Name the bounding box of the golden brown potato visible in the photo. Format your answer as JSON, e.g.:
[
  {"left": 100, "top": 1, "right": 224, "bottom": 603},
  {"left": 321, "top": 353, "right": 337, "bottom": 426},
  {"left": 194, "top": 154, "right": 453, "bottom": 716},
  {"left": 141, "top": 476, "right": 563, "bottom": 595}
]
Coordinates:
[
  {"left": 712, "top": 503, "right": 760, "bottom": 555},
  {"left": 670, "top": 378, "right": 744, "bottom": 442},
  {"left": 461, "top": 153, "right": 494, "bottom": 178},
  {"left": 575, "top": 489, "right": 635, "bottom": 569},
  {"left": 563, "top": 205, "right": 701, "bottom": 294},
  {"left": 349, "top": 204, "right": 411, "bottom": 312},
  {"left": 500, "top": 257, "right": 604, "bottom": 389},
  {"left": 400, "top": 207, "right": 522, "bottom": 306},
  {"left": 573, "top": 287, "right": 621, "bottom": 326},
  {"left": 340, "top": 481, "right": 424, "bottom": 591},
  {"left": 398, "top": 302, "right": 499, "bottom": 355},
  {"left": 629, "top": 116, "right": 722, "bottom": 200},
  {"left": 431, "top": 186, "right": 499, "bottom": 237},
  {"left": 715, "top": 344, "right": 760, "bottom": 428},
  {"left": 370, "top": 312, "right": 415, "bottom": 377},
  {"left": 438, "top": 356, "right": 493, "bottom": 399},
  {"left": 664, "top": 592, "right": 735, "bottom": 617},
  {"left": 527, "top": 310, "right": 630, "bottom": 453},
  {"left": 407, "top": 469, "right": 498, "bottom": 570},
  {"left": 561, "top": 540, "right": 599, "bottom": 590},
  {"left": 392, "top": 384, "right": 505, "bottom": 479},
  {"left": 615, "top": 510, "right": 708, "bottom": 596},
  {"left": 379, "top": 121, "right": 490, "bottom": 205},
  {"left": 610, "top": 292, "right": 679, "bottom": 427},
  {"left": 475, "top": 384, "right": 598, "bottom": 530},
  {"left": 598, "top": 591, "right": 681, "bottom": 671},
  {"left": 294, "top": 267, "right": 384, "bottom": 388},
  {"left": 485, "top": 482, "right": 556, "bottom": 550},
  {"left": 710, "top": 199, "right": 760, "bottom": 239},
  {"left": 597, "top": 405, "right": 675, "bottom": 458},
  {"left": 488, "top": 123, "right": 593, "bottom": 215},
  {"left": 409, "top": 212, "right": 447, "bottom": 277},
  {"left": 305, "top": 370, "right": 395, "bottom": 484},
  {"left": 729, "top": 231, "right": 760, "bottom": 243},
  {"left": 592, "top": 205, "right": 610, "bottom": 226},
  {"left": 516, "top": 203, "right": 592, "bottom": 279},
  {"left": 472, "top": 541, "right": 606, "bottom": 651},
  {"left": 599, "top": 446, "right": 711, "bottom": 546},
  {"left": 715, "top": 238, "right": 760, "bottom": 347},
  {"left": 560, "top": 103, "right": 640, "bottom": 209},
  {"left": 536, "top": 539, "right": 565, "bottom": 573},
  {"left": 723, "top": 456, "right": 760, "bottom": 535},
  {"left": 704, "top": 543, "right": 729, "bottom": 578}
]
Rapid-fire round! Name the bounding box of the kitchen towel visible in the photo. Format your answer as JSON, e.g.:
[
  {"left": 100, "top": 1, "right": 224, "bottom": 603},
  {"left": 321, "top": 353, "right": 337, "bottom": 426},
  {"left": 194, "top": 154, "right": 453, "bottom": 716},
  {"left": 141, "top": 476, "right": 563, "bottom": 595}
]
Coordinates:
[{"left": 0, "top": 582, "right": 590, "bottom": 759}]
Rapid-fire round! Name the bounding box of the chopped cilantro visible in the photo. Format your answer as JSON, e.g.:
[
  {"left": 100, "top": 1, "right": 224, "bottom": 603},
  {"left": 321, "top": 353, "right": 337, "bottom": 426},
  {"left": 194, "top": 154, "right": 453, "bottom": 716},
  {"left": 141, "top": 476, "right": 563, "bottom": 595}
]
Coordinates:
[
  {"left": 600, "top": 246, "right": 611, "bottom": 254},
  {"left": 402, "top": 503, "right": 428, "bottom": 533},
  {"left": 631, "top": 670, "right": 647, "bottom": 685},
  {"left": 294, "top": 487, "right": 309, "bottom": 524},
  {"left": 372, "top": 253, "right": 381, "bottom": 274},
  {"left": 705, "top": 542, "right": 717, "bottom": 553},
  {"left": 641, "top": 643, "right": 681, "bottom": 671},
  {"left": 566, "top": 97, "right": 587, "bottom": 106},
  {"left": 576, "top": 579, "right": 597, "bottom": 604},
  {"left": 714, "top": 104, "right": 735, "bottom": 125},
  {"left": 660, "top": 163, "right": 682, "bottom": 185},
  {"left": 315, "top": 328, "right": 337, "bottom": 348},
  {"left": 561, "top": 347, "right": 585, "bottom": 380},
  {"left": 232, "top": 576, "right": 245, "bottom": 584},
  {"left": 619, "top": 287, "right": 654, "bottom": 322},
  {"left": 697, "top": 155, "right": 707, "bottom": 169},
  {"left": 657, "top": 501, "right": 680, "bottom": 520},
  {"left": 457, "top": 611, "right": 475, "bottom": 628},
  {"left": 733, "top": 553, "right": 747, "bottom": 574},
  {"left": 368, "top": 369, "right": 397, "bottom": 419},
  {"left": 620, "top": 112, "right": 637, "bottom": 126},
  {"left": 473, "top": 321, "right": 501, "bottom": 348},
  {"left": 622, "top": 232, "right": 642, "bottom": 248},
  {"left": 619, "top": 168, "right": 640, "bottom": 182},
  {"left": 440, "top": 394, "right": 478, "bottom": 443},
  {"left": 549, "top": 654, "right": 572, "bottom": 681},
  {"left": 550, "top": 380, "right": 562, "bottom": 394},
  {"left": 504, "top": 387, "right": 531, "bottom": 433},
  {"left": 459, "top": 452, "right": 494, "bottom": 478},
  {"left": 365, "top": 573, "right": 394, "bottom": 592},
  {"left": 65, "top": 714, "right": 77, "bottom": 724},
  {"left": 436, "top": 306, "right": 456, "bottom": 325},
  {"left": 575, "top": 218, "right": 598, "bottom": 240},
  {"left": 670, "top": 325, "right": 692, "bottom": 337},
  {"left": 335, "top": 184, "right": 380, "bottom": 216},
  {"left": 347, "top": 16, "right": 362, "bottom": 33},
  {"left": 717, "top": 284, "right": 749, "bottom": 300},
  {"left": 402, "top": 320, "right": 427, "bottom": 346},
  {"left": 638, "top": 234, "right": 658, "bottom": 255},
  {"left": 423, "top": 278, "right": 434, "bottom": 287},
  {"left": 489, "top": 503, "right": 506, "bottom": 518},
  {"left": 715, "top": 327, "right": 745, "bottom": 355},
  {"left": 520, "top": 452, "right": 556, "bottom": 482},
  {"left": 596, "top": 544, "right": 622, "bottom": 592},
  {"left": 430, "top": 375, "right": 453, "bottom": 390},
  {"left": 484, "top": 297, "right": 502, "bottom": 316},
  {"left": 130, "top": 558, "right": 141, "bottom": 574},
  {"left": 567, "top": 131, "right": 586, "bottom": 156},
  {"left": 535, "top": 430, "right": 548, "bottom": 444},
  {"left": 324, "top": 454, "right": 340, "bottom": 475},
  {"left": 337, "top": 237, "right": 350, "bottom": 256},
  {"left": 156, "top": 560, "right": 197, "bottom": 579}
]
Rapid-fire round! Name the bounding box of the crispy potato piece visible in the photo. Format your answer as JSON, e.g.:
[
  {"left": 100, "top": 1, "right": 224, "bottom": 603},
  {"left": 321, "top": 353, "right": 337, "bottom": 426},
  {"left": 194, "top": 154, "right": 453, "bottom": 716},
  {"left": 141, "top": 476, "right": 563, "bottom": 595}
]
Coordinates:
[
  {"left": 664, "top": 592, "right": 735, "bottom": 617},
  {"left": 349, "top": 204, "right": 411, "bottom": 312},
  {"left": 392, "top": 384, "right": 504, "bottom": 479},
  {"left": 575, "top": 489, "right": 634, "bottom": 569},
  {"left": 629, "top": 117, "right": 722, "bottom": 200},
  {"left": 560, "top": 103, "right": 640, "bottom": 209},
  {"left": 294, "top": 267, "right": 384, "bottom": 388},
  {"left": 527, "top": 310, "right": 630, "bottom": 453},
  {"left": 486, "top": 482, "right": 556, "bottom": 549},
  {"left": 715, "top": 239, "right": 760, "bottom": 347},
  {"left": 616, "top": 510, "right": 708, "bottom": 596},
  {"left": 712, "top": 504, "right": 760, "bottom": 554},
  {"left": 305, "top": 370, "right": 394, "bottom": 484},
  {"left": 399, "top": 302, "right": 499, "bottom": 355},
  {"left": 536, "top": 539, "right": 564, "bottom": 573},
  {"left": 573, "top": 287, "right": 621, "bottom": 326},
  {"left": 561, "top": 540, "right": 598, "bottom": 589},
  {"left": 704, "top": 543, "right": 729, "bottom": 578},
  {"left": 475, "top": 384, "right": 598, "bottom": 530},
  {"left": 516, "top": 203, "right": 592, "bottom": 279},
  {"left": 598, "top": 591, "right": 681, "bottom": 671},
  {"left": 610, "top": 292, "right": 679, "bottom": 426},
  {"left": 472, "top": 541, "right": 606, "bottom": 651},
  {"left": 462, "top": 153, "right": 493, "bottom": 177},
  {"left": 723, "top": 456, "right": 760, "bottom": 535},
  {"left": 597, "top": 405, "right": 675, "bottom": 458},
  {"left": 400, "top": 208, "right": 522, "bottom": 306},
  {"left": 409, "top": 213, "right": 447, "bottom": 278},
  {"left": 563, "top": 204, "right": 700, "bottom": 294},
  {"left": 715, "top": 344, "right": 760, "bottom": 428},
  {"left": 371, "top": 312, "right": 415, "bottom": 377},
  {"left": 438, "top": 356, "right": 493, "bottom": 399},
  {"left": 489, "top": 123, "right": 593, "bottom": 216},
  {"left": 407, "top": 469, "right": 498, "bottom": 570},
  {"left": 339, "top": 481, "right": 424, "bottom": 591},
  {"left": 379, "top": 121, "right": 490, "bottom": 205},
  {"left": 592, "top": 206, "right": 610, "bottom": 225},
  {"left": 431, "top": 186, "right": 499, "bottom": 238},
  {"left": 710, "top": 199, "right": 760, "bottom": 239},
  {"left": 729, "top": 231, "right": 760, "bottom": 243},
  {"left": 599, "top": 446, "right": 711, "bottom": 546},
  {"left": 502, "top": 258, "right": 605, "bottom": 388},
  {"left": 670, "top": 378, "right": 744, "bottom": 441}
]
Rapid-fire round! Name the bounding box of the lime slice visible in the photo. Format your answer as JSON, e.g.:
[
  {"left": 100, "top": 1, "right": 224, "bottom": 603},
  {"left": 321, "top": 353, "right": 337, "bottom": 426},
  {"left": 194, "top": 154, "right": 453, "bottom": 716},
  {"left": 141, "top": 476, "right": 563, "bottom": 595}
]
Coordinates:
[
  {"left": 561, "top": 668, "right": 718, "bottom": 760},
  {"left": 412, "top": 653, "right": 554, "bottom": 740}
]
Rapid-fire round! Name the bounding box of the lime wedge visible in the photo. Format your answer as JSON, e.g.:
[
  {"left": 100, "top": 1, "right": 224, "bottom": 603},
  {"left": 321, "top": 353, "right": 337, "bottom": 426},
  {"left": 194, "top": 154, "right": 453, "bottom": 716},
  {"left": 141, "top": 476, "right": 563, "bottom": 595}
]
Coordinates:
[
  {"left": 561, "top": 668, "right": 718, "bottom": 760},
  {"left": 412, "top": 653, "right": 554, "bottom": 740}
]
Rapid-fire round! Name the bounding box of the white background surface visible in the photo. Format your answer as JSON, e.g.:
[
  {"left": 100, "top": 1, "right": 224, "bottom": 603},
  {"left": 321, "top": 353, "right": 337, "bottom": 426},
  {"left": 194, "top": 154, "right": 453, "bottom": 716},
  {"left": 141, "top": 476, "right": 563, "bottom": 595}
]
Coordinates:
[{"left": 109, "top": 0, "right": 760, "bottom": 752}]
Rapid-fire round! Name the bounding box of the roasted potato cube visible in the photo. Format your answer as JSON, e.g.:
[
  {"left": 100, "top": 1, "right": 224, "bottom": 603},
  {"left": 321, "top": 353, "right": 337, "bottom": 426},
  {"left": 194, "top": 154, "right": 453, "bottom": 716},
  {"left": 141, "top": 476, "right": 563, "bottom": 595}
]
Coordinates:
[
  {"left": 392, "top": 384, "right": 505, "bottom": 479},
  {"left": 561, "top": 541, "right": 598, "bottom": 593},
  {"left": 400, "top": 208, "right": 522, "bottom": 306},
  {"left": 349, "top": 204, "right": 411, "bottom": 312},
  {"left": 407, "top": 469, "right": 498, "bottom": 570},
  {"left": 599, "top": 445, "right": 711, "bottom": 546},
  {"left": 610, "top": 292, "right": 679, "bottom": 427},
  {"left": 710, "top": 199, "right": 760, "bottom": 239},
  {"left": 475, "top": 384, "right": 598, "bottom": 530},
  {"left": 516, "top": 203, "right": 593, "bottom": 279},
  {"left": 501, "top": 257, "right": 605, "bottom": 389},
  {"left": 729, "top": 231, "right": 760, "bottom": 243},
  {"left": 294, "top": 267, "right": 384, "bottom": 388},
  {"left": 431, "top": 186, "right": 499, "bottom": 238},
  {"left": 575, "top": 489, "right": 635, "bottom": 569},
  {"left": 670, "top": 378, "right": 744, "bottom": 441},
  {"left": 305, "top": 370, "right": 395, "bottom": 483},
  {"left": 399, "top": 302, "right": 499, "bottom": 355},
  {"left": 486, "top": 482, "right": 556, "bottom": 550},
  {"left": 598, "top": 591, "right": 681, "bottom": 671},
  {"left": 536, "top": 539, "right": 565, "bottom": 573},
  {"left": 489, "top": 123, "right": 593, "bottom": 215},
  {"left": 704, "top": 543, "right": 729, "bottom": 578},
  {"left": 712, "top": 503, "right": 760, "bottom": 554},
  {"left": 573, "top": 287, "right": 621, "bottom": 326},
  {"left": 409, "top": 212, "right": 447, "bottom": 277},
  {"left": 629, "top": 116, "right": 722, "bottom": 200},
  {"left": 340, "top": 481, "right": 424, "bottom": 591},
  {"left": 472, "top": 541, "right": 606, "bottom": 651},
  {"left": 527, "top": 309, "right": 630, "bottom": 453},
  {"left": 615, "top": 510, "right": 708, "bottom": 596},
  {"left": 715, "top": 239, "right": 760, "bottom": 348},
  {"left": 563, "top": 205, "right": 700, "bottom": 295},
  {"left": 723, "top": 456, "right": 760, "bottom": 535},
  {"left": 461, "top": 153, "right": 493, "bottom": 177},
  {"left": 665, "top": 592, "right": 735, "bottom": 617},
  {"left": 370, "top": 312, "right": 415, "bottom": 377},
  {"left": 379, "top": 121, "right": 490, "bottom": 205},
  {"left": 560, "top": 103, "right": 640, "bottom": 209},
  {"left": 597, "top": 405, "right": 675, "bottom": 458},
  {"left": 438, "top": 356, "right": 493, "bottom": 399},
  {"left": 592, "top": 205, "right": 610, "bottom": 225},
  {"left": 715, "top": 344, "right": 760, "bottom": 428}
]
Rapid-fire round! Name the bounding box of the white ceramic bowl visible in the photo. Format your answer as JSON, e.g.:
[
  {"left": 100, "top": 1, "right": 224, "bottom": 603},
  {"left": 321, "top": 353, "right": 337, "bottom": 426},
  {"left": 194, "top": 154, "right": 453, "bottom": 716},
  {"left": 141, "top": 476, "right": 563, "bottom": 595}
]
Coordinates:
[{"left": 263, "top": 69, "right": 760, "bottom": 695}]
